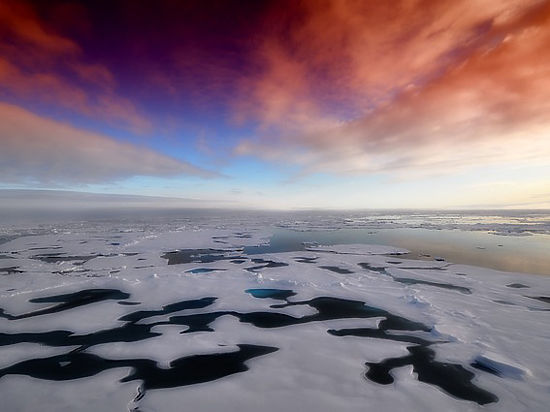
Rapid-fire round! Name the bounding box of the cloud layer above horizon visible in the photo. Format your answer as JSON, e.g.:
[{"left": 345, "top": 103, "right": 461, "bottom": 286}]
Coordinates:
[
  {"left": 1, "top": 0, "right": 549, "bottom": 208},
  {"left": 0, "top": 103, "right": 216, "bottom": 184}
]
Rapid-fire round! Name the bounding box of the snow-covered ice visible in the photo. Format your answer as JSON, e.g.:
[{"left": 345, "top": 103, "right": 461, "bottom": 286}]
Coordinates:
[{"left": 1, "top": 215, "right": 549, "bottom": 411}]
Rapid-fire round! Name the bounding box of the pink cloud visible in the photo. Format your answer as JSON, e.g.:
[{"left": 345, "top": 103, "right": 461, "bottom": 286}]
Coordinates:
[{"left": 235, "top": 0, "right": 550, "bottom": 176}]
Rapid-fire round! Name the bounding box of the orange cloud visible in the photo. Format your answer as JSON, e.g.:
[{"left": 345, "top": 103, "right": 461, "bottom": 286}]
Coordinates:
[
  {"left": 236, "top": 0, "right": 550, "bottom": 176},
  {"left": 0, "top": 0, "right": 150, "bottom": 132},
  {"left": 0, "top": 0, "right": 79, "bottom": 55},
  {"left": 0, "top": 102, "right": 216, "bottom": 184},
  {"left": 70, "top": 62, "right": 116, "bottom": 90}
]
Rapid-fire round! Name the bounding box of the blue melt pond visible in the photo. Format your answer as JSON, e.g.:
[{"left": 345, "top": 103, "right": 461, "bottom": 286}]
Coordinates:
[
  {"left": 245, "top": 288, "right": 296, "bottom": 300},
  {"left": 186, "top": 268, "right": 219, "bottom": 274}
]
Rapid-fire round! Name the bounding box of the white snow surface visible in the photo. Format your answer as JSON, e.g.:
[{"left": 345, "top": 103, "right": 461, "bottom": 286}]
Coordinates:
[{"left": 0, "top": 218, "right": 549, "bottom": 411}]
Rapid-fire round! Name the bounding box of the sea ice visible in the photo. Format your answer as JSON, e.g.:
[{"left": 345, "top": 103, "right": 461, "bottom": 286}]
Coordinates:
[{"left": 0, "top": 218, "right": 549, "bottom": 411}]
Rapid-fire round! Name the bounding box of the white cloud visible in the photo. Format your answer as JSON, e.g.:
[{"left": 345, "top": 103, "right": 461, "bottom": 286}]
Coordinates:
[{"left": 0, "top": 103, "right": 217, "bottom": 184}]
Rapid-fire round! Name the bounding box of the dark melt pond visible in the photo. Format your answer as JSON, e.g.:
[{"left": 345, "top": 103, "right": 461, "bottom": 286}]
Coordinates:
[{"left": 0, "top": 287, "right": 501, "bottom": 405}]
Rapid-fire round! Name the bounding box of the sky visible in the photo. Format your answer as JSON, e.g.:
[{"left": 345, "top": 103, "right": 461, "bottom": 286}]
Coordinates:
[{"left": 1, "top": 0, "right": 549, "bottom": 210}]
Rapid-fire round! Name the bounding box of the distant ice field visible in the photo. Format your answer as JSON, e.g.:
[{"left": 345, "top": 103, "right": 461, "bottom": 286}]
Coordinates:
[{"left": 0, "top": 211, "right": 549, "bottom": 411}]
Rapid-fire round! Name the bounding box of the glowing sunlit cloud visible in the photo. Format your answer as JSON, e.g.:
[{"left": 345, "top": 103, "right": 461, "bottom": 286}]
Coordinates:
[{"left": 235, "top": 0, "right": 550, "bottom": 178}]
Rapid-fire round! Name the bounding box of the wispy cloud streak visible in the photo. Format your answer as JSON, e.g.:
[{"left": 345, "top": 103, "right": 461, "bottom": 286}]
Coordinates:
[{"left": 0, "top": 103, "right": 216, "bottom": 184}]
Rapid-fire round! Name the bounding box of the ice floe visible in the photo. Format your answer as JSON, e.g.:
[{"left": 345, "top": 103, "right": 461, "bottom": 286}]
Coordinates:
[{"left": 0, "top": 217, "right": 549, "bottom": 411}]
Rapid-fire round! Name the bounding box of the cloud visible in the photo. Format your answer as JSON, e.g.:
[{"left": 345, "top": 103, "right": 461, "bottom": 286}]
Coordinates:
[
  {"left": 70, "top": 62, "right": 116, "bottom": 90},
  {"left": 0, "top": 0, "right": 150, "bottom": 132},
  {"left": 0, "top": 0, "right": 79, "bottom": 55},
  {"left": 0, "top": 103, "right": 217, "bottom": 184},
  {"left": 0, "top": 189, "right": 233, "bottom": 212},
  {"left": 0, "top": 58, "right": 147, "bottom": 131},
  {"left": 235, "top": 0, "right": 550, "bottom": 177}
]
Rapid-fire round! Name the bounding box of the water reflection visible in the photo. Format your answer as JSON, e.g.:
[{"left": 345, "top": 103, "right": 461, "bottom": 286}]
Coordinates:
[{"left": 244, "top": 228, "right": 550, "bottom": 275}]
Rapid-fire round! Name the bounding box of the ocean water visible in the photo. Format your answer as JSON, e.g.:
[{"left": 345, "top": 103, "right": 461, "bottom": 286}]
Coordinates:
[{"left": 245, "top": 226, "right": 550, "bottom": 275}]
